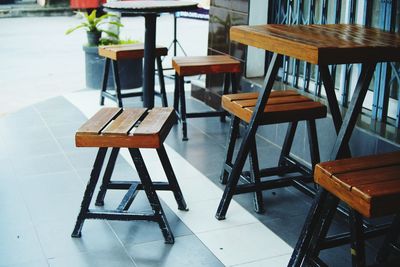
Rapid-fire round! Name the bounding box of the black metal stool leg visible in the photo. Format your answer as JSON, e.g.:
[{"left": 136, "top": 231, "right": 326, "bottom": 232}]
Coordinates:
[
  {"left": 72, "top": 148, "right": 107, "bottom": 238},
  {"left": 230, "top": 73, "right": 238, "bottom": 94},
  {"left": 350, "top": 209, "right": 366, "bottom": 267},
  {"left": 249, "top": 137, "right": 265, "bottom": 213},
  {"left": 95, "top": 147, "right": 120, "bottom": 206},
  {"left": 128, "top": 148, "right": 174, "bottom": 244},
  {"left": 112, "top": 60, "right": 123, "bottom": 108},
  {"left": 100, "top": 58, "right": 111, "bottom": 105},
  {"left": 278, "top": 121, "right": 297, "bottom": 168},
  {"left": 219, "top": 73, "right": 230, "bottom": 122},
  {"left": 220, "top": 116, "right": 240, "bottom": 184},
  {"left": 306, "top": 120, "right": 321, "bottom": 170},
  {"left": 288, "top": 188, "right": 339, "bottom": 266},
  {"left": 157, "top": 145, "right": 188, "bottom": 211},
  {"left": 156, "top": 56, "right": 168, "bottom": 107},
  {"left": 173, "top": 72, "right": 180, "bottom": 117},
  {"left": 376, "top": 212, "right": 400, "bottom": 263},
  {"left": 178, "top": 75, "right": 188, "bottom": 141}
]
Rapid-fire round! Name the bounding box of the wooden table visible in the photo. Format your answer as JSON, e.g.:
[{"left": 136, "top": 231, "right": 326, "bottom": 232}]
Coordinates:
[
  {"left": 104, "top": 1, "right": 198, "bottom": 108},
  {"left": 222, "top": 24, "right": 400, "bottom": 265}
]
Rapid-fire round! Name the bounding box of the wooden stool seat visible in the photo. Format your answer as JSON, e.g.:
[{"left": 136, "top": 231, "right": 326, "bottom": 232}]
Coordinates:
[
  {"left": 172, "top": 55, "right": 241, "bottom": 140},
  {"left": 76, "top": 107, "right": 176, "bottom": 148},
  {"left": 99, "top": 44, "right": 168, "bottom": 60},
  {"left": 315, "top": 152, "right": 400, "bottom": 218},
  {"left": 222, "top": 90, "right": 327, "bottom": 124},
  {"left": 99, "top": 43, "right": 168, "bottom": 107},
  {"left": 172, "top": 55, "right": 241, "bottom": 76},
  {"left": 72, "top": 107, "right": 186, "bottom": 244}
]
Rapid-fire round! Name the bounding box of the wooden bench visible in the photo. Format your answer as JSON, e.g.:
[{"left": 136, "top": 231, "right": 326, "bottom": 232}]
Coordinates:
[
  {"left": 99, "top": 44, "right": 169, "bottom": 107},
  {"left": 172, "top": 55, "right": 241, "bottom": 140},
  {"left": 218, "top": 89, "right": 327, "bottom": 216},
  {"left": 72, "top": 107, "right": 187, "bottom": 244},
  {"left": 289, "top": 152, "right": 400, "bottom": 266}
]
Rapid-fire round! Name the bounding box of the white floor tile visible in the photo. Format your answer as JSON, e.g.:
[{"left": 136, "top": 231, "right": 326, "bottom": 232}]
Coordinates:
[{"left": 197, "top": 223, "right": 292, "bottom": 266}]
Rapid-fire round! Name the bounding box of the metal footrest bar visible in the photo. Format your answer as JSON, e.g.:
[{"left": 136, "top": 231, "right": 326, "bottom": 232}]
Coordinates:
[
  {"left": 85, "top": 210, "right": 158, "bottom": 221},
  {"left": 103, "top": 181, "right": 174, "bottom": 191},
  {"left": 320, "top": 223, "right": 390, "bottom": 250},
  {"left": 234, "top": 174, "right": 313, "bottom": 195},
  {"left": 281, "top": 155, "right": 313, "bottom": 177},
  {"left": 186, "top": 111, "right": 227, "bottom": 118},
  {"left": 117, "top": 182, "right": 139, "bottom": 211}
]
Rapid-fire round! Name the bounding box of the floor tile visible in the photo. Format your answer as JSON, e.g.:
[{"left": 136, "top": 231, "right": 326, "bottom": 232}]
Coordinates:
[
  {"left": 197, "top": 223, "right": 292, "bottom": 266},
  {"left": 47, "top": 249, "right": 135, "bottom": 267},
  {"left": 35, "top": 220, "right": 124, "bottom": 259},
  {"left": 10, "top": 153, "right": 72, "bottom": 178},
  {"left": 0, "top": 223, "right": 46, "bottom": 266},
  {"left": 128, "top": 235, "right": 224, "bottom": 267},
  {"left": 233, "top": 254, "right": 291, "bottom": 267}
]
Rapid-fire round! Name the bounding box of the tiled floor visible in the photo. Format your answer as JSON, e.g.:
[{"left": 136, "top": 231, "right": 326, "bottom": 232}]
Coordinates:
[
  {"left": 1, "top": 85, "right": 398, "bottom": 267},
  {"left": 2, "top": 12, "right": 399, "bottom": 266}
]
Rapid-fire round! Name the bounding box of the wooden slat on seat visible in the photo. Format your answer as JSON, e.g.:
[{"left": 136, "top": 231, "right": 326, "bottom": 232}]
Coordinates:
[
  {"left": 99, "top": 43, "right": 168, "bottom": 60},
  {"left": 103, "top": 108, "right": 147, "bottom": 136},
  {"left": 76, "top": 108, "right": 175, "bottom": 148},
  {"left": 222, "top": 91, "right": 327, "bottom": 124},
  {"left": 172, "top": 55, "right": 241, "bottom": 76},
  {"left": 77, "top": 108, "right": 122, "bottom": 135},
  {"left": 314, "top": 151, "right": 400, "bottom": 218},
  {"left": 134, "top": 108, "right": 175, "bottom": 135}
]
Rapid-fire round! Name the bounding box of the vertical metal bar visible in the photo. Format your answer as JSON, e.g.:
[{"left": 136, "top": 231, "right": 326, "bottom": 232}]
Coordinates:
[
  {"left": 179, "top": 75, "right": 188, "bottom": 141},
  {"left": 112, "top": 60, "right": 123, "bottom": 107},
  {"left": 220, "top": 116, "right": 240, "bottom": 184},
  {"left": 306, "top": 120, "right": 320, "bottom": 170},
  {"left": 249, "top": 137, "right": 264, "bottom": 213},
  {"left": 278, "top": 122, "right": 298, "bottom": 167},
  {"left": 156, "top": 56, "right": 168, "bottom": 107},
  {"left": 377, "top": 1, "right": 394, "bottom": 122},
  {"left": 100, "top": 58, "right": 110, "bottom": 105},
  {"left": 173, "top": 72, "right": 180, "bottom": 113},
  {"left": 143, "top": 14, "right": 157, "bottom": 108}
]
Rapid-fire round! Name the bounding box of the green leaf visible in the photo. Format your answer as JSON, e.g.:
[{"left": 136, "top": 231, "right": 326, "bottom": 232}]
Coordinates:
[{"left": 101, "top": 30, "right": 119, "bottom": 39}]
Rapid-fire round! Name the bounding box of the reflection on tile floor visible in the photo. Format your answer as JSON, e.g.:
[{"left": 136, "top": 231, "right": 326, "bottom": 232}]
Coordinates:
[{"left": 0, "top": 90, "right": 395, "bottom": 267}]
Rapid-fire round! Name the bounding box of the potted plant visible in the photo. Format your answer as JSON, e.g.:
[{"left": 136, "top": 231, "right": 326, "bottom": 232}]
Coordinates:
[{"left": 66, "top": 10, "right": 143, "bottom": 90}]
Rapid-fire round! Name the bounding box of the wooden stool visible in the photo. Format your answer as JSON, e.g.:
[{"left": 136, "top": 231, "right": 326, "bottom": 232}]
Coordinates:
[
  {"left": 99, "top": 44, "right": 168, "bottom": 107},
  {"left": 172, "top": 55, "right": 241, "bottom": 140},
  {"left": 71, "top": 107, "right": 187, "bottom": 244},
  {"left": 289, "top": 152, "right": 400, "bottom": 266},
  {"left": 217, "top": 90, "right": 327, "bottom": 217}
]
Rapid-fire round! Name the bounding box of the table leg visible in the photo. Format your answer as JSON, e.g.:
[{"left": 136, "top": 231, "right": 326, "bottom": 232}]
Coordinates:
[
  {"left": 143, "top": 14, "right": 157, "bottom": 108},
  {"left": 215, "top": 53, "right": 283, "bottom": 220},
  {"left": 329, "top": 62, "right": 376, "bottom": 160}
]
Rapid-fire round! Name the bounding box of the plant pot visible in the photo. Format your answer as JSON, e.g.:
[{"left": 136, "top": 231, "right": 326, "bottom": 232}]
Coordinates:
[
  {"left": 83, "top": 46, "right": 143, "bottom": 90},
  {"left": 86, "top": 31, "right": 101, "bottom": 46}
]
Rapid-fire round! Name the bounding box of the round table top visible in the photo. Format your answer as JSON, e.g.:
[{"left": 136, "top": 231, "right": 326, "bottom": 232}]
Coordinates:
[{"left": 104, "top": 1, "right": 198, "bottom": 14}]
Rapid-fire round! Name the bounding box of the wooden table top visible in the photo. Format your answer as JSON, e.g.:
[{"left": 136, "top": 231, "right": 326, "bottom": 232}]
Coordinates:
[
  {"left": 230, "top": 24, "right": 400, "bottom": 65},
  {"left": 104, "top": 0, "right": 198, "bottom": 14}
]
